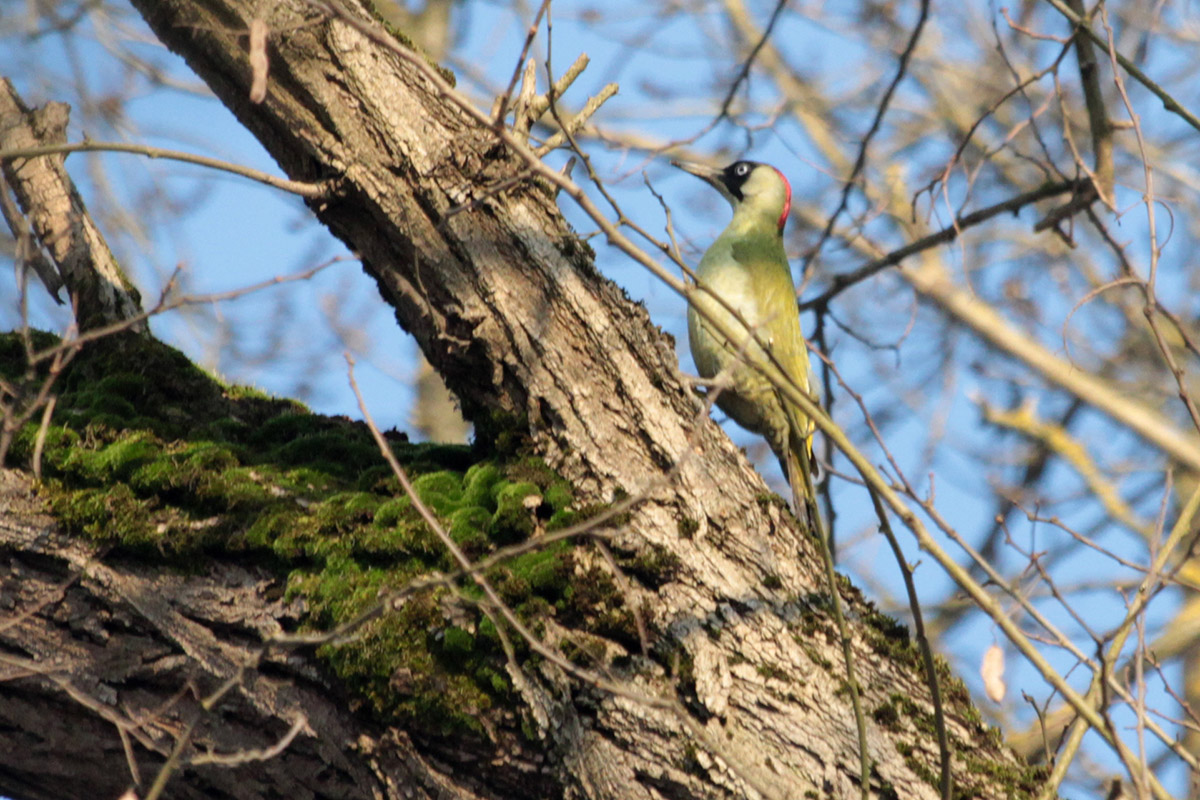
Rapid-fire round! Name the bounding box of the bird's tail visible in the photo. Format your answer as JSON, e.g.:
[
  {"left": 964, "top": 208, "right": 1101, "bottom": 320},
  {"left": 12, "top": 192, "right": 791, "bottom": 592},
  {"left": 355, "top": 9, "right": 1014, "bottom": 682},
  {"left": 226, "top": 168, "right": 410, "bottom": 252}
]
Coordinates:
[{"left": 785, "top": 440, "right": 825, "bottom": 547}]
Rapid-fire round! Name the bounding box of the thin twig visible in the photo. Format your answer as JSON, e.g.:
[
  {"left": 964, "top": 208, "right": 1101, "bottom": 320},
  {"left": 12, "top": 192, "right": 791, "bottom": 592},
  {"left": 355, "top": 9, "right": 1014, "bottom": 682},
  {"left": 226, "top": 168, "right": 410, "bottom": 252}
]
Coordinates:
[
  {"left": 802, "top": 179, "right": 1086, "bottom": 311},
  {"left": 867, "top": 488, "right": 952, "bottom": 800},
  {"left": 1042, "top": 0, "right": 1200, "bottom": 134},
  {"left": 800, "top": 0, "right": 930, "bottom": 274},
  {"left": 0, "top": 140, "right": 330, "bottom": 198}
]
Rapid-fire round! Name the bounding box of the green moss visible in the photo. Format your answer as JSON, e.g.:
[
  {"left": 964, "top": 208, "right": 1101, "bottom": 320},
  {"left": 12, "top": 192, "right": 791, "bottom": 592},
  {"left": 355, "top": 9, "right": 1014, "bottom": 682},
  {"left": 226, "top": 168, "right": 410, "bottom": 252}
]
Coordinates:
[
  {"left": 301, "top": 580, "right": 493, "bottom": 736},
  {"left": 677, "top": 517, "right": 699, "bottom": 539},
  {"left": 15, "top": 425, "right": 78, "bottom": 471},
  {"left": 409, "top": 470, "right": 467, "bottom": 513},
  {"left": 0, "top": 330, "right": 602, "bottom": 741},
  {"left": 863, "top": 603, "right": 909, "bottom": 642},
  {"left": 560, "top": 637, "right": 607, "bottom": 667},
  {"left": 969, "top": 758, "right": 1047, "bottom": 799},
  {"left": 881, "top": 684, "right": 1044, "bottom": 800},
  {"left": 0, "top": 330, "right": 59, "bottom": 382},
  {"left": 871, "top": 699, "right": 901, "bottom": 730},
  {"left": 245, "top": 507, "right": 304, "bottom": 551},
  {"left": 447, "top": 506, "right": 492, "bottom": 555},
  {"left": 756, "top": 662, "right": 790, "bottom": 682},
  {"left": 679, "top": 742, "right": 705, "bottom": 777},
  {"left": 48, "top": 482, "right": 159, "bottom": 544},
  {"left": 619, "top": 542, "right": 681, "bottom": 589},
  {"left": 472, "top": 409, "right": 529, "bottom": 460},
  {"left": 902, "top": 751, "right": 940, "bottom": 790},
  {"left": 509, "top": 541, "right": 573, "bottom": 595},
  {"left": 270, "top": 429, "right": 381, "bottom": 479},
  {"left": 316, "top": 491, "right": 385, "bottom": 534},
  {"left": 501, "top": 457, "right": 578, "bottom": 531},
  {"left": 793, "top": 636, "right": 833, "bottom": 671},
  {"left": 81, "top": 389, "right": 137, "bottom": 420},
  {"left": 876, "top": 777, "right": 900, "bottom": 800},
  {"left": 559, "top": 559, "right": 638, "bottom": 648},
  {"left": 488, "top": 480, "right": 541, "bottom": 544},
  {"left": 65, "top": 431, "right": 161, "bottom": 483},
  {"left": 755, "top": 492, "right": 786, "bottom": 509}
]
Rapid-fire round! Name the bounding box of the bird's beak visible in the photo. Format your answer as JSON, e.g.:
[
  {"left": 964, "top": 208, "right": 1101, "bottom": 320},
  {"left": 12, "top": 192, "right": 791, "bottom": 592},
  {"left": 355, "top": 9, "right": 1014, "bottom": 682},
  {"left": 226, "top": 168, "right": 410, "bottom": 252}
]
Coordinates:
[
  {"left": 671, "top": 160, "right": 734, "bottom": 204},
  {"left": 671, "top": 159, "right": 722, "bottom": 186}
]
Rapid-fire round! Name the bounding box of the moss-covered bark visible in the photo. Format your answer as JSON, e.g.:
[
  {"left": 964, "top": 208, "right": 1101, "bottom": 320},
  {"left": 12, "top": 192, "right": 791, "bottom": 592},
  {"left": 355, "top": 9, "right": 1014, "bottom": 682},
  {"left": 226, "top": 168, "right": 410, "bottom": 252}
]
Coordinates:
[{"left": 2, "top": 332, "right": 632, "bottom": 744}]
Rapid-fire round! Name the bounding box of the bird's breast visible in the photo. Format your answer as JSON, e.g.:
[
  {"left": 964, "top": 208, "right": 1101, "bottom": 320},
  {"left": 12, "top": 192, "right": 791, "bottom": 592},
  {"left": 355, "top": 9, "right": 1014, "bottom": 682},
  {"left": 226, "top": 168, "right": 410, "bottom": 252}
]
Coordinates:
[
  {"left": 692, "top": 239, "right": 761, "bottom": 320},
  {"left": 688, "top": 240, "right": 767, "bottom": 377}
]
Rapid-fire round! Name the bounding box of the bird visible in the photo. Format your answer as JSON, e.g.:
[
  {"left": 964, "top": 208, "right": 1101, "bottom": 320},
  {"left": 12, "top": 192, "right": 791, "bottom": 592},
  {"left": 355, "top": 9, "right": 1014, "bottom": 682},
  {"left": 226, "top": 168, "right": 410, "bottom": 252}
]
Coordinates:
[{"left": 673, "top": 159, "right": 819, "bottom": 522}]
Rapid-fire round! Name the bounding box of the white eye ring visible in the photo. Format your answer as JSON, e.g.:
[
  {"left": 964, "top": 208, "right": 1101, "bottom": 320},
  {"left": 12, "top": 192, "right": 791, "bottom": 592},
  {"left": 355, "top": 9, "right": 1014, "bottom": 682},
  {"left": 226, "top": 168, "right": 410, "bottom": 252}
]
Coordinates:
[{"left": 735, "top": 163, "right": 750, "bottom": 176}]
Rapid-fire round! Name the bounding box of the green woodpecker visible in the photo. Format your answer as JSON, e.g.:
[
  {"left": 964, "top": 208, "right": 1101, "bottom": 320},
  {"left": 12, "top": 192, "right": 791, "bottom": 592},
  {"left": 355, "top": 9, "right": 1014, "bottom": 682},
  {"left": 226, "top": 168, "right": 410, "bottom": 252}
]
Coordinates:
[{"left": 674, "top": 159, "right": 818, "bottom": 510}]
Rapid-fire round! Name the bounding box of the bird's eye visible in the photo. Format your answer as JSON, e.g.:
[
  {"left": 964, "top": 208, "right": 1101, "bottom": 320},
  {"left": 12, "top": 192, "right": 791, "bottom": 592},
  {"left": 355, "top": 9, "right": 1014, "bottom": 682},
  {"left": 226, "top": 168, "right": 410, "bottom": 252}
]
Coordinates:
[{"left": 735, "top": 163, "right": 750, "bottom": 176}]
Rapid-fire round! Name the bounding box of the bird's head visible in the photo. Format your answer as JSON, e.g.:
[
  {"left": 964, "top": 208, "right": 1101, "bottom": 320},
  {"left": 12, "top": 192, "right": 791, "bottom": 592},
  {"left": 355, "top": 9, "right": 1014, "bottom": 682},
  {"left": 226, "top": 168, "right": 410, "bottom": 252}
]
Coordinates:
[{"left": 672, "top": 159, "right": 792, "bottom": 234}]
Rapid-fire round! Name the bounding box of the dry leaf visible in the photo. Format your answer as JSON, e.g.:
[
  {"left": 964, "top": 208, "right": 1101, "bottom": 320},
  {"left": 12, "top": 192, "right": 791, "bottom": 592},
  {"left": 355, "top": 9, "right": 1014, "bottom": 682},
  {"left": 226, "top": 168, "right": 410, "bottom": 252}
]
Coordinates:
[{"left": 981, "top": 643, "right": 1006, "bottom": 703}]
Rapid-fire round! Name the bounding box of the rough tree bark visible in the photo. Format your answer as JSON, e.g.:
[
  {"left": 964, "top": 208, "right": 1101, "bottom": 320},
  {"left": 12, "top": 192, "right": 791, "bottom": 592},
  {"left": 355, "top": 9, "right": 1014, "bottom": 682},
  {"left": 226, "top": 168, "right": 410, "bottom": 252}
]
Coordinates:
[
  {"left": 0, "top": 81, "right": 145, "bottom": 331},
  {"left": 0, "top": 1, "right": 1040, "bottom": 798}
]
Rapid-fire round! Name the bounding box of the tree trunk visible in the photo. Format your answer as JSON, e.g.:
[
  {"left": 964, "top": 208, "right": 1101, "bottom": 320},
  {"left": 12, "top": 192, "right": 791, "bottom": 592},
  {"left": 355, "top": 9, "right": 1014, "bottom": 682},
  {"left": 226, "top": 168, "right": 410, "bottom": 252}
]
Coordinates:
[{"left": 0, "top": 1, "right": 1039, "bottom": 798}]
